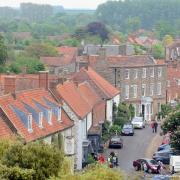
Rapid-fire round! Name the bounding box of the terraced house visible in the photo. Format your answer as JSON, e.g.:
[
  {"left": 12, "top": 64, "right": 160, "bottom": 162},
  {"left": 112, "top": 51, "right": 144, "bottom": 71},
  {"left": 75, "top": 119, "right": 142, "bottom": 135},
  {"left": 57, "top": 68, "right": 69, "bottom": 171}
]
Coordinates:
[{"left": 108, "top": 55, "right": 167, "bottom": 121}]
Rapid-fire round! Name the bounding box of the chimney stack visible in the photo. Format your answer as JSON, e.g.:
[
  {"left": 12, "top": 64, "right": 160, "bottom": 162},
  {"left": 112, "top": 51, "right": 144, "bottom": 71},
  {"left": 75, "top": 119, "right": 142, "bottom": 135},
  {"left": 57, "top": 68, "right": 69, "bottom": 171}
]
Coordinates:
[
  {"left": 4, "top": 76, "right": 16, "bottom": 94},
  {"left": 39, "top": 71, "right": 49, "bottom": 90}
]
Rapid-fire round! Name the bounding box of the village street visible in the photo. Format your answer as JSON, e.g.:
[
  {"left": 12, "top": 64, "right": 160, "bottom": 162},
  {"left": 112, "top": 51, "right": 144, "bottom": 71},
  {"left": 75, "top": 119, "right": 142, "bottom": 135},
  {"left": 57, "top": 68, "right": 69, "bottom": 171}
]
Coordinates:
[{"left": 105, "top": 125, "right": 162, "bottom": 173}]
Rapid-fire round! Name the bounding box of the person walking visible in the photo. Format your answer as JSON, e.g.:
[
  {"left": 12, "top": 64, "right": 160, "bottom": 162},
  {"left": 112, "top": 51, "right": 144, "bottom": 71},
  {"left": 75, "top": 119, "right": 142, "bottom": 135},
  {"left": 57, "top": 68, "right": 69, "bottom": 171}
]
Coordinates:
[
  {"left": 151, "top": 120, "right": 155, "bottom": 133},
  {"left": 98, "top": 154, "right": 105, "bottom": 164},
  {"left": 154, "top": 121, "right": 158, "bottom": 133}
]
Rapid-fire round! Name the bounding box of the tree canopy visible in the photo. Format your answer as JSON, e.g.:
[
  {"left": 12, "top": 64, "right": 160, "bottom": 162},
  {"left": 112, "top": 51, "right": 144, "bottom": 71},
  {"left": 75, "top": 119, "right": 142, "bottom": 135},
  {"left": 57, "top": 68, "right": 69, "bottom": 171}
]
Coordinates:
[{"left": 0, "top": 35, "right": 7, "bottom": 64}]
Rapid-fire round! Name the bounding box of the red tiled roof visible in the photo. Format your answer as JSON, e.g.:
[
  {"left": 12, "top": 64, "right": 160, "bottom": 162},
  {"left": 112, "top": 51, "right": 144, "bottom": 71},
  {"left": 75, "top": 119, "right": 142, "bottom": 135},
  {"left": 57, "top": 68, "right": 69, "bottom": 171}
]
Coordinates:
[
  {"left": 57, "top": 46, "right": 77, "bottom": 56},
  {"left": 78, "top": 82, "right": 101, "bottom": 108},
  {"left": 0, "top": 116, "right": 14, "bottom": 139},
  {"left": 85, "top": 67, "right": 120, "bottom": 98},
  {"left": 0, "top": 89, "right": 73, "bottom": 142},
  {"left": 56, "top": 81, "right": 92, "bottom": 119}
]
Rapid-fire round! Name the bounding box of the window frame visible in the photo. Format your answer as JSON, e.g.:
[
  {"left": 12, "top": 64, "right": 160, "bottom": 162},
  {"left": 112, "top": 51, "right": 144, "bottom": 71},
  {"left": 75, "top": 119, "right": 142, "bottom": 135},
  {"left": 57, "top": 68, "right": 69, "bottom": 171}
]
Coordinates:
[
  {"left": 141, "top": 84, "right": 146, "bottom": 97},
  {"left": 124, "top": 69, "right": 130, "bottom": 79},
  {"left": 142, "top": 68, "right": 146, "bottom": 78}
]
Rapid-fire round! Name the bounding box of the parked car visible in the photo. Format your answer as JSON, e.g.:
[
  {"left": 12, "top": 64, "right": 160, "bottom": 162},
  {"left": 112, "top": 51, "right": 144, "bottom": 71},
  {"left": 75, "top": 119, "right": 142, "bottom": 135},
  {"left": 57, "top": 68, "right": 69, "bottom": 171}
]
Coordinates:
[
  {"left": 133, "top": 158, "right": 159, "bottom": 173},
  {"left": 131, "top": 117, "right": 145, "bottom": 129},
  {"left": 153, "top": 149, "right": 180, "bottom": 164},
  {"left": 121, "top": 124, "right": 134, "bottom": 136},
  {"left": 152, "top": 175, "right": 171, "bottom": 180},
  {"left": 157, "top": 144, "right": 171, "bottom": 151},
  {"left": 109, "top": 136, "right": 123, "bottom": 149}
]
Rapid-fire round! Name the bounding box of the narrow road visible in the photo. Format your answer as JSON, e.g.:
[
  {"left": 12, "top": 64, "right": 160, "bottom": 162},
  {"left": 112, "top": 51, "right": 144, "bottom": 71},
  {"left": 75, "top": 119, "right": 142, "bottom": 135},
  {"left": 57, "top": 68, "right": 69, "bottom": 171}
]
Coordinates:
[{"left": 105, "top": 125, "right": 161, "bottom": 173}]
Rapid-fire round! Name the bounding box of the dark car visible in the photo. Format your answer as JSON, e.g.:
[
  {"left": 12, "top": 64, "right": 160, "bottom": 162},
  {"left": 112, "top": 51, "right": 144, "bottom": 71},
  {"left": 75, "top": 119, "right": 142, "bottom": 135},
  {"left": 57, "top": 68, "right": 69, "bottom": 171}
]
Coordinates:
[
  {"left": 153, "top": 149, "right": 180, "bottom": 164},
  {"left": 133, "top": 158, "right": 159, "bottom": 174},
  {"left": 121, "top": 124, "right": 134, "bottom": 136},
  {"left": 109, "top": 136, "right": 123, "bottom": 149}
]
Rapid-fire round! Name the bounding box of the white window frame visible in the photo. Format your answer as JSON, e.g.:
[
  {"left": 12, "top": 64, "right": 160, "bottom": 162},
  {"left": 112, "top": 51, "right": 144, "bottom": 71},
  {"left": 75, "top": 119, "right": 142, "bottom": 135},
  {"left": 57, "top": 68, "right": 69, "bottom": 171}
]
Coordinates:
[
  {"left": 57, "top": 107, "right": 62, "bottom": 122},
  {"left": 39, "top": 112, "right": 43, "bottom": 128},
  {"left": 28, "top": 114, "right": 33, "bottom": 132},
  {"left": 142, "top": 84, "right": 146, "bottom": 97},
  {"left": 132, "top": 85, "right": 137, "bottom": 98},
  {"left": 177, "top": 79, "right": 180, "bottom": 86},
  {"left": 158, "top": 67, "right": 162, "bottom": 77},
  {"left": 125, "top": 69, "right": 130, "bottom": 79},
  {"left": 150, "top": 83, "right": 154, "bottom": 96},
  {"left": 157, "top": 82, "right": 162, "bottom": 95},
  {"left": 48, "top": 110, "right": 52, "bottom": 125},
  {"left": 142, "top": 68, "right": 146, "bottom": 78},
  {"left": 167, "top": 80, "right": 170, "bottom": 87},
  {"left": 150, "top": 67, "right": 154, "bottom": 77},
  {"left": 134, "top": 69, "right": 138, "bottom": 79},
  {"left": 125, "top": 85, "right": 129, "bottom": 99}
]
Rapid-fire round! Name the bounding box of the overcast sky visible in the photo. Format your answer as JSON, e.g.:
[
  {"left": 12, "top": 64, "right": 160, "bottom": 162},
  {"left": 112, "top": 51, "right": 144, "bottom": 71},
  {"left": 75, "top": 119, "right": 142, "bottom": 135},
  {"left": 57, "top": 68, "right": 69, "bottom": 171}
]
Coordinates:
[{"left": 0, "top": 0, "right": 109, "bottom": 9}]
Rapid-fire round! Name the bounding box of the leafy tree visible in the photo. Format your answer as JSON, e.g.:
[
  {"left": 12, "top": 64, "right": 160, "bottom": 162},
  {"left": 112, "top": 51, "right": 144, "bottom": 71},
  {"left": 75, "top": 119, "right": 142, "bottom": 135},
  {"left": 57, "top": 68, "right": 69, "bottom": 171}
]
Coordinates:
[
  {"left": 109, "top": 125, "right": 122, "bottom": 135},
  {"left": 25, "top": 43, "right": 58, "bottom": 58},
  {"left": 114, "top": 103, "right": 131, "bottom": 127},
  {"left": 0, "top": 35, "right": 7, "bottom": 64},
  {"left": 171, "top": 128, "right": 180, "bottom": 151},
  {"left": 86, "top": 22, "right": 109, "bottom": 43},
  {"left": 9, "top": 55, "right": 45, "bottom": 74},
  {"left": 2, "top": 141, "right": 64, "bottom": 180},
  {"left": 159, "top": 104, "right": 173, "bottom": 119},
  {"left": 161, "top": 110, "right": 180, "bottom": 134},
  {"left": 125, "top": 17, "right": 141, "bottom": 33},
  {"left": 152, "top": 43, "right": 165, "bottom": 59},
  {"left": 129, "top": 104, "right": 135, "bottom": 120},
  {"left": 163, "top": 35, "right": 173, "bottom": 47}
]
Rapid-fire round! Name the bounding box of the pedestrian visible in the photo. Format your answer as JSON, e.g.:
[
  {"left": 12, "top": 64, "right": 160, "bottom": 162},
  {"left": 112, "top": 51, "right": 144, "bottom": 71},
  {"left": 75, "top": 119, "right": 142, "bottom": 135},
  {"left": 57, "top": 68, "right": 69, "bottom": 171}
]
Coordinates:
[
  {"left": 108, "top": 152, "right": 114, "bottom": 168},
  {"left": 154, "top": 121, "right": 158, "bottom": 133},
  {"left": 157, "top": 161, "right": 163, "bottom": 174},
  {"left": 98, "top": 154, "right": 105, "bottom": 164},
  {"left": 151, "top": 120, "right": 155, "bottom": 133}
]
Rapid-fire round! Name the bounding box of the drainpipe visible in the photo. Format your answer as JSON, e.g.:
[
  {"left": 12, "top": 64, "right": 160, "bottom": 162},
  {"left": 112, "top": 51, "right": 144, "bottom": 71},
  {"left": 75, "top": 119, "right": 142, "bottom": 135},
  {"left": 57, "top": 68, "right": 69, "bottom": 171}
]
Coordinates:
[{"left": 114, "top": 68, "right": 117, "bottom": 87}]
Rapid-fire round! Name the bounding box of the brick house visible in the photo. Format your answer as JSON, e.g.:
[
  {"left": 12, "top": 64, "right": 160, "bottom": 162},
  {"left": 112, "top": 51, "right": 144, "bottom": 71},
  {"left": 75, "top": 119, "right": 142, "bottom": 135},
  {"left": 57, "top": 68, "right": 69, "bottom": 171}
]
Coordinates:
[
  {"left": 40, "top": 46, "right": 77, "bottom": 75},
  {"left": 107, "top": 55, "right": 167, "bottom": 121},
  {"left": 165, "top": 40, "right": 180, "bottom": 62}
]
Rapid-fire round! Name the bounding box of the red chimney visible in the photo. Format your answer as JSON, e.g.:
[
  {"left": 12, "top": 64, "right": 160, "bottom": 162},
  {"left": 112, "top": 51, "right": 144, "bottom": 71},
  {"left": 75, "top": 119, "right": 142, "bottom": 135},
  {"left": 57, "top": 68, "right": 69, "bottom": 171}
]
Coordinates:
[
  {"left": 39, "top": 71, "right": 49, "bottom": 90},
  {"left": 4, "top": 76, "right": 16, "bottom": 94}
]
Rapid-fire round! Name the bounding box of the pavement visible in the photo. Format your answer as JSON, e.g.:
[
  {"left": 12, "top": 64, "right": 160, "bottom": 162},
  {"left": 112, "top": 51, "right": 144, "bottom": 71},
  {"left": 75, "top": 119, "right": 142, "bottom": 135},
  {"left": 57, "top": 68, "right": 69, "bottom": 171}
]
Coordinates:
[{"left": 105, "top": 124, "right": 163, "bottom": 173}]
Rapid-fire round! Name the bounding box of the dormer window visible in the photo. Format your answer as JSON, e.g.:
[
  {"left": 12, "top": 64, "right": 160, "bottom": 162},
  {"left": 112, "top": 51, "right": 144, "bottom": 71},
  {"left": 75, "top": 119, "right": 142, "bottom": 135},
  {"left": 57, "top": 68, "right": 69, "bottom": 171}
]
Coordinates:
[
  {"left": 57, "top": 108, "right": 62, "bottom": 122},
  {"left": 39, "top": 112, "right": 43, "bottom": 128},
  {"left": 48, "top": 110, "right": 52, "bottom": 125},
  {"left": 28, "top": 114, "right": 33, "bottom": 132}
]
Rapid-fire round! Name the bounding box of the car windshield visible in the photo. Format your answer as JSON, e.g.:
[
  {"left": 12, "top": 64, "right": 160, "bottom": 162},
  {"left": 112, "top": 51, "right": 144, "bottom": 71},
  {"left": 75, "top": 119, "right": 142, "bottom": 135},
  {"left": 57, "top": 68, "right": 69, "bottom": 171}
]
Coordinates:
[
  {"left": 111, "top": 137, "right": 120, "bottom": 141},
  {"left": 123, "top": 125, "right": 132, "bottom": 129},
  {"left": 147, "top": 159, "right": 158, "bottom": 165},
  {"left": 133, "top": 118, "right": 142, "bottom": 122}
]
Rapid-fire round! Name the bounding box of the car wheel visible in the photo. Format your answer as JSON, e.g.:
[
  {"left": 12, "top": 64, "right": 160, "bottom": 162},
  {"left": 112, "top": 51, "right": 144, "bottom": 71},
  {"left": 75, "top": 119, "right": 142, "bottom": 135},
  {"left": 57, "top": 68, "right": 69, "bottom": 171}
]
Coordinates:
[
  {"left": 148, "top": 168, "right": 152, "bottom": 173},
  {"left": 134, "top": 166, "right": 139, "bottom": 171}
]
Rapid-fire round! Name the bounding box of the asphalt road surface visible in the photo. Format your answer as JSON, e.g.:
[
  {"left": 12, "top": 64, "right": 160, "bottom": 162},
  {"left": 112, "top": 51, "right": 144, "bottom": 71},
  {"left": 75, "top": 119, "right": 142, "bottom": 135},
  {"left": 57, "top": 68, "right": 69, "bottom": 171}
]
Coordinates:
[{"left": 105, "top": 125, "right": 158, "bottom": 173}]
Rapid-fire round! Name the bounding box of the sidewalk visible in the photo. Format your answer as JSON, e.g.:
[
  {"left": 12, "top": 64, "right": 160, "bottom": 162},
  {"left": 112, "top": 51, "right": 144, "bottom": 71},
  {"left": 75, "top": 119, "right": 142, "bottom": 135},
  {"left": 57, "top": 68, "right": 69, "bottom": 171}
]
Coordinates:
[{"left": 145, "top": 132, "right": 163, "bottom": 158}]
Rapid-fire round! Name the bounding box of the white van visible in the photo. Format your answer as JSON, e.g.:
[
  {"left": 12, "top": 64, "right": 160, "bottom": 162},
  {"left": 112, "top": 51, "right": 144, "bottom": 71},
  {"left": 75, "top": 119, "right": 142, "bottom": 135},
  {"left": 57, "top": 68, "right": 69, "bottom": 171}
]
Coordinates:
[{"left": 170, "top": 156, "right": 180, "bottom": 173}]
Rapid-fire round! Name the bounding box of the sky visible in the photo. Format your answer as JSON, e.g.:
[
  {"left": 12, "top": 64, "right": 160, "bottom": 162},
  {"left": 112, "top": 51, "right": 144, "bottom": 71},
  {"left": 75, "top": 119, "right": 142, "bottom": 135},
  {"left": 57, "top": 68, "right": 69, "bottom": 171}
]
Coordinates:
[{"left": 0, "top": 0, "right": 109, "bottom": 9}]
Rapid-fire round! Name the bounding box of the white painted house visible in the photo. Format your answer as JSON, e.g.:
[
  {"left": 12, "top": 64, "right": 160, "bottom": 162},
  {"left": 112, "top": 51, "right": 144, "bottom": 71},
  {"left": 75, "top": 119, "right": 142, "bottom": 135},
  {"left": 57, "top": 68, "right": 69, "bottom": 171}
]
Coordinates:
[
  {"left": 73, "top": 67, "right": 120, "bottom": 125},
  {"left": 56, "top": 81, "right": 92, "bottom": 170}
]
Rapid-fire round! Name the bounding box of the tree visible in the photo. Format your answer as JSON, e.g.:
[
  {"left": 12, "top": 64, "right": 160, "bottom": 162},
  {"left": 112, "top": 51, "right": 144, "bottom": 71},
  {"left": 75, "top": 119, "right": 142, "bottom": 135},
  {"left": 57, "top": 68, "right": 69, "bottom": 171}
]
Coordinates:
[
  {"left": 129, "top": 104, "right": 135, "bottom": 120},
  {"left": 171, "top": 128, "right": 180, "bottom": 151},
  {"left": 163, "top": 35, "right": 173, "bottom": 47},
  {"left": 0, "top": 35, "right": 7, "bottom": 64},
  {"left": 125, "top": 17, "right": 141, "bottom": 33},
  {"left": 2, "top": 141, "right": 64, "bottom": 180},
  {"left": 86, "top": 22, "right": 109, "bottom": 43},
  {"left": 161, "top": 110, "right": 180, "bottom": 134},
  {"left": 9, "top": 55, "right": 45, "bottom": 74},
  {"left": 152, "top": 43, "right": 165, "bottom": 59},
  {"left": 25, "top": 43, "right": 58, "bottom": 58},
  {"left": 114, "top": 103, "right": 131, "bottom": 127},
  {"left": 159, "top": 104, "right": 173, "bottom": 119}
]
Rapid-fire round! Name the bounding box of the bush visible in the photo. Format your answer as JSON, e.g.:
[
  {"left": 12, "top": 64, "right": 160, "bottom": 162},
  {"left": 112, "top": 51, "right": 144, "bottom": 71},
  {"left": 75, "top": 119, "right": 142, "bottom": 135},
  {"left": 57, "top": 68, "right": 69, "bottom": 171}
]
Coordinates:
[
  {"left": 2, "top": 141, "right": 64, "bottom": 179},
  {"left": 109, "top": 125, "right": 122, "bottom": 135},
  {"left": 0, "top": 164, "right": 35, "bottom": 180}
]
